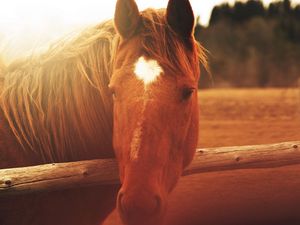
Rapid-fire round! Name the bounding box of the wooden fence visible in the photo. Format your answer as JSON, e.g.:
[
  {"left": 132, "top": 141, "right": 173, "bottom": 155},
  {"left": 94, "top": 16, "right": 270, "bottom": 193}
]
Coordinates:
[{"left": 0, "top": 141, "right": 299, "bottom": 196}]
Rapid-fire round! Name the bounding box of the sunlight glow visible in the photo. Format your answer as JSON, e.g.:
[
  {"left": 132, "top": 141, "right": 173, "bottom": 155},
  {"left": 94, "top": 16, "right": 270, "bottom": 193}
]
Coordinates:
[
  {"left": 1, "top": 0, "right": 300, "bottom": 62},
  {"left": 134, "top": 57, "right": 162, "bottom": 86}
]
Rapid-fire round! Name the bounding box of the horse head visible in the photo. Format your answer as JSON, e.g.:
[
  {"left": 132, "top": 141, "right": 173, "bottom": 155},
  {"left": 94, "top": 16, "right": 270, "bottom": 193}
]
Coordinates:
[{"left": 111, "top": 0, "right": 202, "bottom": 224}]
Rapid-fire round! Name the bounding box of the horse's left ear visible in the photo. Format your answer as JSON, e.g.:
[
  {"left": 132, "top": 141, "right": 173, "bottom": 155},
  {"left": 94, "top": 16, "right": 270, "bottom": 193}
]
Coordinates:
[
  {"left": 114, "top": 0, "right": 141, "bottom": 39},
  {"left": 166, "top": 0, "right": 195, "bottom": 38}
]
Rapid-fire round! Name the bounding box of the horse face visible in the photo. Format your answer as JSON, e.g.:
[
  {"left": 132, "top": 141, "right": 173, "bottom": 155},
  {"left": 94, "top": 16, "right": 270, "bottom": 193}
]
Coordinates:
[{"left": 111, "top": 0, "right": 200, "bottom": 224}]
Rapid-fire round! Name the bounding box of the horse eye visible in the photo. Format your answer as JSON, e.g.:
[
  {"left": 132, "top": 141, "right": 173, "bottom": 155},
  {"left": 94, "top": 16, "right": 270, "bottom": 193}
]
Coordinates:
[{"left": 182, "top": 87, "right": 195, "bottom": 100}]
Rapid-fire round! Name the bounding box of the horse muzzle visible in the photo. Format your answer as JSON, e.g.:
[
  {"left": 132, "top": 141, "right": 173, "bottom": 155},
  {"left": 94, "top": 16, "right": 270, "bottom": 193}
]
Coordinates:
[{"left": 116, "top": 166, "right": 167, "bottom": 225}]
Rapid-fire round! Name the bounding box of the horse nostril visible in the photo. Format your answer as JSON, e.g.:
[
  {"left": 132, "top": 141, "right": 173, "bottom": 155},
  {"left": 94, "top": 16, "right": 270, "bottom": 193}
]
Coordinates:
[
  {"left": 117, "top": 191, "right": 126, "bottom": 213},
  {"left": 154, "top": 194, "right": 162, "bottom": 214}
]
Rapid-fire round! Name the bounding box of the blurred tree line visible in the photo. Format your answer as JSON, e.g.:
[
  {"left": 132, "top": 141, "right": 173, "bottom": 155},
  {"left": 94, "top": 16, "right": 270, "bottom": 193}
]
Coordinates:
[{"left": 195, "top": 0, "right": 300, "bottom": 88}]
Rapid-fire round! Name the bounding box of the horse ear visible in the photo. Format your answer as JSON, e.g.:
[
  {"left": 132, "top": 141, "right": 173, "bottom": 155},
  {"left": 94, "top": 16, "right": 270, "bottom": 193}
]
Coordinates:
[
  {"left": 166, "top": 0, "right": 195, "bottom": 38},
  {"left": 114, "top": 0, "right": 140, "bottom": 39}
]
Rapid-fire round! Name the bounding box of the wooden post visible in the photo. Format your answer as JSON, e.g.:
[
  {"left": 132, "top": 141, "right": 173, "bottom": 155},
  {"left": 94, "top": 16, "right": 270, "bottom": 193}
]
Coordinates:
[{"left": 0, "top": 141, "right": 299, "bottom": 196}]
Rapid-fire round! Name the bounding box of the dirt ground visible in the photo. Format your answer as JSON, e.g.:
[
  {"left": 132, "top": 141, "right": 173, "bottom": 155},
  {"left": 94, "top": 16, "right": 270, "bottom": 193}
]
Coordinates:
[{"left": 104, "top": 88, "right": 300, "bottom": 225}]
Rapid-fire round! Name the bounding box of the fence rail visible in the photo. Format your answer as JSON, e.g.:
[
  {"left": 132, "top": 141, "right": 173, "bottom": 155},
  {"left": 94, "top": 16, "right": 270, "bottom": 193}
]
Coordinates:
[{"left": 1, "top": 141, "right": 299, "bottom": 196}]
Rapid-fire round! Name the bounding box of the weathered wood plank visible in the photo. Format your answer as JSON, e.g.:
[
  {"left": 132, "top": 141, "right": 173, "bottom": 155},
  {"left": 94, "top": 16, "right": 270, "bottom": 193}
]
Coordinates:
[
  {"left": 0, "top": 141, "right": 299, "bottom": 196},
  {"left": 183, "top": 140, "right": 300, "bottom": 175}
]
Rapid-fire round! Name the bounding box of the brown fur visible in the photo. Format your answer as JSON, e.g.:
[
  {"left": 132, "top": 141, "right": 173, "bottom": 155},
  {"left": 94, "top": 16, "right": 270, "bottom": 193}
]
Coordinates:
[
  {"left": 112, "top": 2, "right": 206, "bottom": 225},
  {"left": 0, "top": 2, "right": 207, "bottom": 225}
]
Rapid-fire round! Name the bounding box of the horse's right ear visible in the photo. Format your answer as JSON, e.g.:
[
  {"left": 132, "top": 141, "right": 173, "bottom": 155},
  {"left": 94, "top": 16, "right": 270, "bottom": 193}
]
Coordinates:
[{"left": 114, "top": 0, "right": 140, "bottom": 39}]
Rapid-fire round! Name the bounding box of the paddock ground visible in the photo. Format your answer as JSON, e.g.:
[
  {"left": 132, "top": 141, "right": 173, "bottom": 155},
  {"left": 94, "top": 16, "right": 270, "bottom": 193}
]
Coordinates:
[{"left": 104, "top": 88, "right": 300, "bottom": 225}]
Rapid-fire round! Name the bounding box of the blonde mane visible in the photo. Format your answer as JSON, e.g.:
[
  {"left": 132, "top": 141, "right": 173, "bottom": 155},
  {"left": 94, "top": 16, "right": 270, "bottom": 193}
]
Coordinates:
[
  {"left": 0, "top": 20, "right": 119, "bottom": 162},
  {"left": 0, "top": 9, "right": 207, "bottom": 163}
]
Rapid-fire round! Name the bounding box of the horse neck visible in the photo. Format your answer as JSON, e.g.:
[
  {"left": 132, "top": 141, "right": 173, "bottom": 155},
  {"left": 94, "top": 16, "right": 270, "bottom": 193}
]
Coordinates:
[
  {"left": 0, "top": 23, "right": 118, "bottom": 164},
  {"left": 0, "top": 77, "right": 115, "bottom": 167}
]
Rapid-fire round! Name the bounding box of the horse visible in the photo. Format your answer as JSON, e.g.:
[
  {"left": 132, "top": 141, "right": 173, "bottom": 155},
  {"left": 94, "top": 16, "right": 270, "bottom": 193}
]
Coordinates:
[{"left": 0, "top": 0, "right": 207, "bottom": 225}]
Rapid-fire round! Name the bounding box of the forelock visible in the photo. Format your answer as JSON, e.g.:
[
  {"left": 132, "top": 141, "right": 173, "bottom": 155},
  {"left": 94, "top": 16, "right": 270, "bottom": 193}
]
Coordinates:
[{"left": 139, "top": 9, "right": 203, "bottom": 77}]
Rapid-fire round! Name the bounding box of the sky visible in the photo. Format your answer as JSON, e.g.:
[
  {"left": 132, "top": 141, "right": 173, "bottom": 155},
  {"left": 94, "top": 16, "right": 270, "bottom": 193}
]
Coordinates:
[{"left": 0, "top": 0, "right": 299, "bottom": 61}]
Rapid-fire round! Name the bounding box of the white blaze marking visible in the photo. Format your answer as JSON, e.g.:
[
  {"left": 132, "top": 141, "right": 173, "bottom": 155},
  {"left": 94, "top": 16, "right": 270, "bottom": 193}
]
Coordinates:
[
  {"left": 130, "top": 56, "right": 163, "bottom": 160},
  {"left": 130, "top": 102, "right": 147, "bottom": 160},
  {"left": 130, "top": 120, "right": 143, "bottom": 160},
  {"left": 134, "top": 56, "right": 162, "bottom": 86}
]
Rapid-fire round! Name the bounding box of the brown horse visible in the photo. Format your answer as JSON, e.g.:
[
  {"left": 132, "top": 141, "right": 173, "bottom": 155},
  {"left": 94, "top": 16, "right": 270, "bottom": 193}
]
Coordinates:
[{"left": 0, "top": 0, "right": 207, "bottom": 225}]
